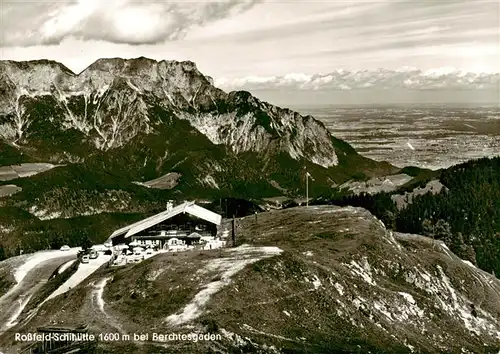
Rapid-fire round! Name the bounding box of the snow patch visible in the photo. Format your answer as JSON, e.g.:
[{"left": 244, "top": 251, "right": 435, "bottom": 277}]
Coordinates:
[
  {"left": 14, "top": 248, "right": 79, "bottom": 283},
  {"left": 165, "top": 245, "right": 282, "bottom": 326},
  {"left": 3, "top": 293, "right": 34, "bottom": 329},
  {"left": 127, "top": 80, "right": 141, "bottom": 92},
  {"left": 462, "top": 260, "right": 477, "bottom": 268},
  {"left": 201, "top": 175, "right": 219, "bottom": 189},
  {"left": 46, "top": 255, "right": 111, "bottom": 301},
  {"left": 373, "top": 301, "right": 394, "bottom": 321},
  {"left": 58, "top": 259, "right": 76, "bottom": 274},
  {"left": 310, "top": 275, "right": 322, "bottom": 289},
  {"left": 220, "top": 328, "right": 248, "bottom": 347},
  {"left": 93, "top": 277, "right": 110, "bottom": 313},
  {"left": 334, "top": 282, "right": 344, "bottom": 295},
  {"left": 398, "top": 292, "right": 416, "bottom": 305},
  {"left": 348, "top": 258, "right": 376, "bottom": 286},
  {"left": 0, "top": 225, "right": 14, "bottom": 233},
  {"left": 28, "top": 205, "right": 63, "bottom": 220}
]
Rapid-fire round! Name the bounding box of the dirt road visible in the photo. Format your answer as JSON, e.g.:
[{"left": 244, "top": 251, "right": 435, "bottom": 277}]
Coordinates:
[{"left": 0, "top": 255, "right": 75, "bottom": 332}]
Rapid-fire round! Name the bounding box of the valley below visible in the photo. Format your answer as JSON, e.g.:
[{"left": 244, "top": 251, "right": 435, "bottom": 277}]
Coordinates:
[{"left": 295, "top": 105, "right": 500, "bottom": 170}]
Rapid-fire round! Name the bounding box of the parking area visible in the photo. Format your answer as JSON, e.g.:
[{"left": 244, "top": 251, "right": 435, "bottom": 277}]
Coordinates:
[{"left": 110, "top": 239, "right": 227, "bottom": 266}]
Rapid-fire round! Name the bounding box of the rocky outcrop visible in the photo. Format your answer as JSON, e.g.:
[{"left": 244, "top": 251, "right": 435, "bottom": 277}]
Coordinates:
[{"left": 0, "top": 57, "right": 338, "bottom": 168}]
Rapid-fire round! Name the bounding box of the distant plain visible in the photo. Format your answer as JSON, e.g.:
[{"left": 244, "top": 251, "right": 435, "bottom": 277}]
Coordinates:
[{"left": 295, "top": 105, "right": 500, "bottom": 170}]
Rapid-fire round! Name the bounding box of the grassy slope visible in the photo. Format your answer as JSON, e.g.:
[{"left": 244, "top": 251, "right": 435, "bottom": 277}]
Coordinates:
[
  {"left": 331, "top": 136, "right": 399, "bottom": 180},
  {"left": 395, "top": 166, "right": 442, "bottom": 193},
  {"left": 23, "top": 258, "right": 80, "bottom": 314},
  {"left": 5, "top": 206, "right": 500, "bottom": 354},
  {"left": 0, "top": 265, "right": 15, "bottom": 297}
]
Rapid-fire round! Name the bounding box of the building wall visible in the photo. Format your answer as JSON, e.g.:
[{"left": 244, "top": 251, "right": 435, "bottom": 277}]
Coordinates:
[
  {"left": 110, "top": 211, "right": 220, "bottom": 246},
  {"left": 141, "top": 213, "right": 217, "bottom": 236}
]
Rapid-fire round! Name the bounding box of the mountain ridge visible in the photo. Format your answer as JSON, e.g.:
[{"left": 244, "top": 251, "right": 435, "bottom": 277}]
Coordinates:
[
  {"left": 0, "top": 57, "right": 398, "bottom": 247},
  {"left": 1, "top": 57, "right": 341, "bottom": 169}
]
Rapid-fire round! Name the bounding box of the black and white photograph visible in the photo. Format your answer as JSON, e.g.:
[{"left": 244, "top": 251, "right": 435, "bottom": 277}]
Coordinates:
[{"left": 0, "top": 0, "right": 499, "bottom": 353}]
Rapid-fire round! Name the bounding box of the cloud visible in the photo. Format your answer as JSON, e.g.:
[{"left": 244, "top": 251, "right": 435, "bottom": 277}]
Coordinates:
[
  {"left": 1, "top": 0, "right": 498, "bottom": 79},
  {"left": 216, "top": 68, "right": 500, "bottom": 92},
  {"left": 1, "top": 0, "right": 261, "bottom": 47}
]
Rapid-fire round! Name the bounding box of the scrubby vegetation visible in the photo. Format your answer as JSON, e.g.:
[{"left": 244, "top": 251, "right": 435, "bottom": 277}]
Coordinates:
[
  {"left": 312, "top": 156, "right": 500, "bottom": 275},
  {"left": 205, "top": 197, "right": 263, "bottom": 218},
  {"left": 0, "top": 264, "right": 14, "bottom": 295},
  {"left": 0, "top": 211, "right": 149, "bottom": 258},
  {"left": 396, "top": 157, "right": 500, "bottom": 274}
]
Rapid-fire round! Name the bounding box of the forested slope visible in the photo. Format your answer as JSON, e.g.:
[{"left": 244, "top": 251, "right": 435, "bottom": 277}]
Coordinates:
[{"left": 313, "top": 156, "right": 500, "bottom": 275}]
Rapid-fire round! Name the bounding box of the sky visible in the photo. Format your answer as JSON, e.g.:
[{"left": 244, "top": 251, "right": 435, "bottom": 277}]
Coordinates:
[{"left": 1, "top": 0, "right": 499, "bottom": 105}]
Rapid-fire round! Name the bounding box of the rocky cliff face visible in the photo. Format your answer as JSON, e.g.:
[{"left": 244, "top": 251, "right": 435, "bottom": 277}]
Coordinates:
[
  {"left": 0, "top": 57, "right": 338, "bottom": 168},
  {"left": 0, "top": 57, "right": 397, "bottom": 226}
]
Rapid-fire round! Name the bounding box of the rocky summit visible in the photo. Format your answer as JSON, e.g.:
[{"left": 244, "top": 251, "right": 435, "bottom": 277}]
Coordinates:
[
  {"left": 0, "top": 58, "right": 338, "bottom": 166},
  {"left": 0, "top": 57, "right": 401, "bottom": 259},
  {"left": 0, "top": 57, "right": 396, "bottom": 222}
]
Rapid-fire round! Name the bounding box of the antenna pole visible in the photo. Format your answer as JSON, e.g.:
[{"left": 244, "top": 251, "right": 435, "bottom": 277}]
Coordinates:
[{"left": 306, "top": 170, "right": 309, "bottom": 208}]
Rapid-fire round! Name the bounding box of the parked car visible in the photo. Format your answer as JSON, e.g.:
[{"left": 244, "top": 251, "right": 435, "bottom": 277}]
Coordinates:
[
  {"left": 60, "top": 245, "right": 70, "bottom": 251},
  {"left": 81, "top": 255, "right": 90, "bottom": 264},
  {"left": 104, "top": 249, "right": 113, "bottom": 256},
  {"left": 89, "top": 250, "right": 98, "bottom": 259}
]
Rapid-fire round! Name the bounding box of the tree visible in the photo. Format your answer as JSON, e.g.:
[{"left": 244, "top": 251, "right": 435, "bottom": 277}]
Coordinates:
[
  {"left": 81, "top": 237, "right": 93, "bottom": 252},
  {"left": 422, "top": 219, "right": 434, "bottom": 237},
  {"left": 383, "top": 210, "right": 396, "bottom": 230},
  {"left": 460, "top": 244, "right": 477, "bottom": 265},
  {"left": 434, "top": 219, "right": 452, "bottom": 242}
]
